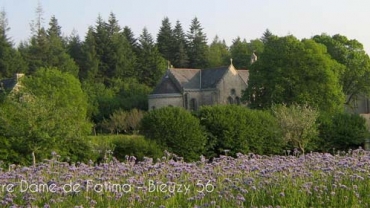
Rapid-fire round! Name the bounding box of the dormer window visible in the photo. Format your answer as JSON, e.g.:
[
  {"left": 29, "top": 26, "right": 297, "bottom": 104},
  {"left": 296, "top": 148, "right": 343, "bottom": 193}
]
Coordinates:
[{"left": 231, "top": 89, "right": 236, "bottom": 95}]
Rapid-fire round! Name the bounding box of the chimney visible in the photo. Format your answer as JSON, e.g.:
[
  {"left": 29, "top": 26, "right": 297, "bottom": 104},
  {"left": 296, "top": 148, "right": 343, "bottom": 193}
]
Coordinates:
[
  {"left": 14, "top": 73, "right": 25, "bottom": 81},
  {"left": 250, "top": 51, "right": 257, "bottom": 64}
]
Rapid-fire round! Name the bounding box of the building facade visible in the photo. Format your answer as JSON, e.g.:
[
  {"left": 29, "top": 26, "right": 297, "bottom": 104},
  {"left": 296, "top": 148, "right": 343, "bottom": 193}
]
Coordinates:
[{"left": 148, "top": 63, "right": 249, "bottom": 110}]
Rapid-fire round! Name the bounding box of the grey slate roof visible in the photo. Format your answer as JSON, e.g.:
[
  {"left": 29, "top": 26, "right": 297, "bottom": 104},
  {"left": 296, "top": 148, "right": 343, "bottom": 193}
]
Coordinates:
[
  {"left": 151, "top": 73, "right": 182, "bottom": 94},
  {"left": 169, "top": 68, "right": 200, "bottom": 89},
  {"left": 238, "top": 70, "right": 249, "bottom": 84},
  {"left": 201, "top": 66, "right": 229, "bottom": 88},
  {"left": 0, "top": 78, "right": 16, "bottom": 92},
  {"left": 151, "top": 65, "right": 249, "bottom": 94}
]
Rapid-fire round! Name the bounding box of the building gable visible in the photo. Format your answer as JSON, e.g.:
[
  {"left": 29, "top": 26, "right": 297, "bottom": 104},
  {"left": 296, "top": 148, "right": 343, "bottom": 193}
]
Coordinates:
[{"left": 151, "top": 74, "right": 182, "bottom": 94}]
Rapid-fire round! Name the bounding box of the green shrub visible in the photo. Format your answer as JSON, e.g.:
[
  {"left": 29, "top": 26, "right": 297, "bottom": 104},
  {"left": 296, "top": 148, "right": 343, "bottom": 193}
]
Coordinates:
[
  {"left": 198, "top": 105, "right": 284, "bottom": 158},
  {"left": 140, "top": 107, "right": 206, "bottom": 161},
  {"left": 318, "top": 112, "right": 369, "bottom": 152},
  {"left": 112, "top": 136, "right": 163, "bottom": 161}
]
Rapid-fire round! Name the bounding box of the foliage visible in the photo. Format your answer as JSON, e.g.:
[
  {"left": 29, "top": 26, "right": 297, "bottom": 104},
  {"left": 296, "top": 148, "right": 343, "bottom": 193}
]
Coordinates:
[
  {"left": 101, "top": 109, "right": 127, "bottom": 134},
  {"left": 272, "top": 104, "right": 319, "bottom": 154},
  {"left": 198, "top": 105, "right": 284, "bottom": 158},
  {"left": 244, "top": 35, "right": 345, "bottom": 113},
  {"left": 100, "top": 108, "right": 145, "bottom": 134},
  {"left": 157, "top": 17, "right": 175, "bottom": 63},
  {"left": 317, "top": 112, "right": 369, "bottom": 151},
  {"left": 207, "top": 36, "right": 230, "bottom": 68},
  {"left": 140, "top": 107, "right": 206, "bottom": 161},
  {"left": 186, "top": 17, "right": 209, "bottom": 68},
  {"left": 0, "top": 68, "right": 92, "bottom": 165},
  {"left": 125, "top": 108, "right": 145, "bottom": 134},
  {"left": 0, "top": 10, "right": 27, "bottom": 78},
  {"left": 312, "top": 34, "right": 370, "bottom": 108},
  {"left": 230, "top": 37, "right": 250, "bottom": 69},
  {"left": 137, "top": 28, "right": 167, "bottom": 87},
  {"left": 112, "top": 136, "right": 163, "bottom": 162},
  {"left": 172, "top": 20, "right": 189, "bottom": 68}
]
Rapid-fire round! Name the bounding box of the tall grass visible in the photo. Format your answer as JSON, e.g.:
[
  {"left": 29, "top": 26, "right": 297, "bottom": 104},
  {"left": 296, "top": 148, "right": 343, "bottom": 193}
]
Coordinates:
[{"left": 1, "top": 149, "right": 370, "bottom": 207}]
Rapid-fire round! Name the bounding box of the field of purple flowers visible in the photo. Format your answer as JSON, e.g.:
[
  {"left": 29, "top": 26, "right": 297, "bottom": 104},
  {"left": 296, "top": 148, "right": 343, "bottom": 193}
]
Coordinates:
[{"left": 1, "top": 149, "right": 370, "bottom": 208}]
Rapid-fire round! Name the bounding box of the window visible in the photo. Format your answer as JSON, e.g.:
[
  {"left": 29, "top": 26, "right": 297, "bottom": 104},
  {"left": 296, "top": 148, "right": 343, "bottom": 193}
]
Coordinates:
[
  {"left": 184, "top": 93, "right": 188, "bottom": 109},
  {"left": 190, "top": 98, "right": 197, "bottom": 111},
  {"left": 231, "top": 89, "right": 236, "bottom": 95},
  {"left": 227, "top": 96, "right": 234, "bottom": 104},
  {"left": 211, "top": 92, "right": 218, "bottom": 104},
  {"left": 235, "top": 97, "right": 241, "bottom": 105}
]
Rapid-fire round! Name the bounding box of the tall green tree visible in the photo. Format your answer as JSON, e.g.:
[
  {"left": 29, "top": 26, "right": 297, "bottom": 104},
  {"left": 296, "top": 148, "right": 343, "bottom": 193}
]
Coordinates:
[
  {"left": 230, "top": 37, "right": 250, "bottom": 69},
  {"left": 123, "top": 26, "right": 139, "bottom": 54},
  {"left": 22, "top": 8, "right": 78, "bottom": 76},
  {"left": 67, "top": 30, "right": 84, "bottom": 77},
  {"left": 186, "top": 17, "right": 208, "bottom": 68},
  {"left": 172, "top": 20, "right": 188, "bottom": 68},
  {"left": 261, "top": 29, "right": 275, "bottom": 44},
  {"left": 157, "top": 17, "right": 175, "bottom": 63},
  {"left": 137, "top": 27, "right": 167, "bottom": 87},
  {"left": 0, "top": 9, "right": 27, "bottom": 78},
  {"left": 79, "top": 27, "right": 100, "bottom": 81},
  {"left": 45, "top": 16, "right": 79, "bottom": 76},
  {"left": 312, "top": 34, "right": 370, "bottom": 108},
  {"left": 244, "top": 35, "right": 345, "bottom": 113},
  {"left": 93, "top": 15, "right": 113, "bottom": 83},
  {"left": 207, "top": 35, "right": 230, "bottom": 68}
]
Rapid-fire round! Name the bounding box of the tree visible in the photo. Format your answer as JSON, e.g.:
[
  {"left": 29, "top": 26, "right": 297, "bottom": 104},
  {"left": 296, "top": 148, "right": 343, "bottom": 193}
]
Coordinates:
[
  {"left": 123, "top": 26, "right": 139, "bottom": 54},
  {"left": 125, "top": 108, "right": 144, "bottom": 134},
  {"left": 230, "top": 37, "right": 250, "bottom": 69},
  {"left": 272, "top": 104, "right": 319, "bottom": 154},
  {"left": 111, "top": 32, "right": 137, "bottom": 79},
  {"left": 243, "top": 35, "right": 345, "bottom": 113},
  {"left": 67, "top": 30, "right": 84, "bottom": 77},
  {"left": 157, "top": 17, "right": 175, "bottom": 63},
  {"left": 0, "top": 9, "right": 27, "bottom": 78},
  {"left": 22, "top": 12, "right": 79, "bottom": 76},
  {"left": 101, "top": 109, "right": 128, "bottom": 134},
  {"left": 261, "top": 29, "right": 275, "bottom": 44},
  {"left": 140, "top": 107, "right": 206, "bottom": 161},
  {"left": 0, "top": 68, "right": 92, "bottom": 165},
  {"left": 172, "top": 20, "right": 188, "bottom": 68},
  {"left": 312, "top": 34, "right": 370, "bottom": 108},
  {"left": 207, "top": 36, "right": 230, "bottom": 68},
  {"left": 186, "top": 17, "right": 208, "bottom": 68},
  {"left": 79, "top": 27, "right": 100, "bottom": 81},
  {"left": 45, "top": 16, "right": 79, "bottom": 76},
  {"left": 137, "top": 27, "right": 167, "bottom": 87}
]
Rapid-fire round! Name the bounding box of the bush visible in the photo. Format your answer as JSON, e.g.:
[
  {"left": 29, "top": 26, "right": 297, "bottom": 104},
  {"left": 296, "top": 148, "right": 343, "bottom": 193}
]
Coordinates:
[
  {"left": 112, "top": 136, "right": 163, "bottom": 161},
  {"left": 198, "top": 105, "right": 284, "bottom": 158},
  {"left": 140, "top": 107, "right": 206, "bottom": 161},
  {"left": 318, "top": 112, "right": 369, "bottom": 152}
]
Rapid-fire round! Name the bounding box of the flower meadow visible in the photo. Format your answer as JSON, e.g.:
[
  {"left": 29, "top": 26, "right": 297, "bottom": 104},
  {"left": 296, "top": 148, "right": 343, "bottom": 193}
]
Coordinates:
[{"left": 1, "top": 149, "right": 370, "bottom": 208}]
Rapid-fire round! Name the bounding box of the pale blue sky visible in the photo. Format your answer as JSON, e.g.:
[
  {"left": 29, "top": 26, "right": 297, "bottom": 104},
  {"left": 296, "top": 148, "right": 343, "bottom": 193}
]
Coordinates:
[{"left": 2, "top": 0, "right": 370, "bottom": 53}]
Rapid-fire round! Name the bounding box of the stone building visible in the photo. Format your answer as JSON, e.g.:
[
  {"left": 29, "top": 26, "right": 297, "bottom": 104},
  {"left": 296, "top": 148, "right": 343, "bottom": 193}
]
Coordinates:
[
  {"left": 0, "top": 73, "right": 24, "bottom": 93},
  {"left": 148, "top": 62, "right": 249, "bottom": 110}
]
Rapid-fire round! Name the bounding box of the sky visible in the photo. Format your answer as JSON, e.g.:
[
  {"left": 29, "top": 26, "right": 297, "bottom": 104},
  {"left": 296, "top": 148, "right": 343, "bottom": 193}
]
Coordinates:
[{"left": 2, "top": 0, "right": 370, "bottom": 53}]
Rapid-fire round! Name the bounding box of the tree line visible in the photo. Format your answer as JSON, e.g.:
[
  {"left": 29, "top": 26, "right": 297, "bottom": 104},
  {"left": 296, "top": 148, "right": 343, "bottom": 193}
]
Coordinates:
[{"left": 0, "top": 6, "right": 265, "bottom": 128}]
